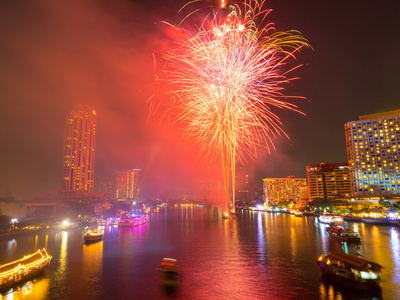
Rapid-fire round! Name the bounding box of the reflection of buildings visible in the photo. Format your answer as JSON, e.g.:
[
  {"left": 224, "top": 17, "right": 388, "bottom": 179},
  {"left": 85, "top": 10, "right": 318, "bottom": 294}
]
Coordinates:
[
  {"left": 306, "top": 162, "right": 351, "bottom": 201},
  {"left": 263, "top": 176, "right": 306, "bottom": 204},
  {"left": 62, "top": 105, "right": 97, "bottom": 192},
  {"left": 115, "top": 169, "right": 141, "bottom": 201},
  {"left": 235, "top": 164, "right": 255, "bottom": 203},
  {"left": 345, "top": 109, "right": 400, "bottom": 198}
]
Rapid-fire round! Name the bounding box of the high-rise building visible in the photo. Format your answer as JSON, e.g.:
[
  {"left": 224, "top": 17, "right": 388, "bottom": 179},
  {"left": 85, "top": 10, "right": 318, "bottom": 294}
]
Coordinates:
[
  {"left": 62, "top": 105, "right": 97, "bottom": 192},
  {"left": 115, "top": 169, "right": 141, "bottom": 201},
  {"left": 96, "top": 181, "right": 113, "bottom": 201},
  {"left": 263, "top": 176, "right": 306, "bottom": 204},
  {"left": 306, "top": 162, "right": 351, "bottom": 201},
  {"left": 235, "top": 163, "right": 255, "bottom": 203},
  {"left": 345, "top": 109, "right": 400, "bottom": 198}
]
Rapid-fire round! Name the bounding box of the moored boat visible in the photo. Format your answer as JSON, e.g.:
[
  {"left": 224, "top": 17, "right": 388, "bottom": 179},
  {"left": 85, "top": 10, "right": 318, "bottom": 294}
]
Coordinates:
[
  {"left": 0, "top": 248, "right": 52, "bottom": 292},
  {"left": 317, "top": 252, "right": 383, "bottom": 292},
  {"left": 83, "top": 229, "right": 103, "bottom": 242},
  {"left": 361, "top": 217, "right": 400, "bottom": 226},
  {"left": 326, "top": 226, "right": 361, "bottom": 242},
  {"left": 118, "top": 215, "right": 148, "bottom": 227},
  {"left": 294, "top": 211, "right": 303, "bottom": 217},
  {"left": 343, "top": 215, "right": 363, "bottom": 222},
  {"left": 319, "top": 215, "right": 343, "bottom": 224}
]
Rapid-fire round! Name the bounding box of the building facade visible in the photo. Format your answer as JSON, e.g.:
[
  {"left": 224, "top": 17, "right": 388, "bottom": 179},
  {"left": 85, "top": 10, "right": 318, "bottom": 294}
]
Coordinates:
[
  {"left": 235, "top": 163, "right": 255, "bottom": 203},
  {"left": 263, "top": 176, "right": 307, "bottom": 204},
  {"left": 62, "top": 105, "right": 97, "bottom": 192},
  {"left": 345, "top": 110, "right": 400, "bottom": 198},
  {"left": 115, "top": 169, "right": 141, "bottom": 201},
  {"left": 306, "top": 162, "right": 351, "bottom": 201}
]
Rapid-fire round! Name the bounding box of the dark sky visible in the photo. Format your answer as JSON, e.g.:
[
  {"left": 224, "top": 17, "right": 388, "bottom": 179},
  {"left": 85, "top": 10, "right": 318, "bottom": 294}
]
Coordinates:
[{"left": 1, "top": 0, "right": 399, "bottom": 201}]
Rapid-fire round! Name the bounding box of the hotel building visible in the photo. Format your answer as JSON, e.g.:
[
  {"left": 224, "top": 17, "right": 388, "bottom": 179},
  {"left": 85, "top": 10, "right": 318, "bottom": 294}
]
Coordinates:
[
  {"left": 62, "top": 105, "right": 97, "bottom": 192},
  {"left": 306, "top": 162, "right": 351, "bottom": 201},
  {"left": 345, "top": 109, "right": 400, "bottom": 198},
  {"left": 115, "top": 169, "right": 141, "bottom": 201},
  {"left": 263, "top": 176, "right": 306, "bottom": 204}
]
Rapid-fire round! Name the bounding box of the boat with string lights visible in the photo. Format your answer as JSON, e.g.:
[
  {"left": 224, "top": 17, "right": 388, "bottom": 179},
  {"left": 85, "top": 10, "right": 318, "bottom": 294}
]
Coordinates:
[
  {"left": 83, "top": 229, "right": 103, "bottom": 242},
  {"left": 317, "top": 252, "right": 383, "bottom": 292},
  {"left": 118, "top": 215, "right": 149, "bottom": 227},
  {"left": 0, "top": 248, "right": 52, "bottom": 292}
]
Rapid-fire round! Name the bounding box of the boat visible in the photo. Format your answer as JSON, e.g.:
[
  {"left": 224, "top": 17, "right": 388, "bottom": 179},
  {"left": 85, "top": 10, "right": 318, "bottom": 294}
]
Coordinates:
[
  {"left": 118, "top": 215, "right": 148, "bottom": 227},
  {"left": 97, "top": 218, "right": 107, "bottom": 226},
  {"left": 326, "top": 226, "right": 361, "bottom": 242},
  {"left": 222, "top": 211, "right": 230, "bottom": 219},
  {"left": 317, "top": 252, "right": 383, "bottom": 292},
  {"left": 302, "top": 211, "right": 314, "bottom": 216},
  {"left": 83, "top": 229, "right": 103, "bottom": 242},
  {"left": 343, "top": 215, "right": 363, "bottom": 222},
  {"left": 318, "top": 215, "right": 343, "bottom": 224},
  {"left": 294, "top": 211, "right": 303, "bottom": 217},
  {"left": 0, "top": 248, "right": 52, "bottom": 292},
  {"left": 361, "top": 217, "right": 400, "bottom": 226},
  {"left": 158, "top": 258, "right": 179, "bottom": 287}
]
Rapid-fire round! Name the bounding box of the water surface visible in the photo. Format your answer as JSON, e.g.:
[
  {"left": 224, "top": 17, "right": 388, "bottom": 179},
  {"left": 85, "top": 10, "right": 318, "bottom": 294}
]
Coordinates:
[{"left": 0, "top": 207, "right": 399, "bottom": 299}]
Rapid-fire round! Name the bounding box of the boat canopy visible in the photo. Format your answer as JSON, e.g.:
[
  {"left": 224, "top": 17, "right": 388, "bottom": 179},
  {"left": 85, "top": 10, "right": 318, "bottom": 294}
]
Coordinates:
[
  {"left": 327, "top": 252, "right": 382, "bottom": 271},
  {"left": 0, "top": 249, "right": 50, "bottom": 274}
]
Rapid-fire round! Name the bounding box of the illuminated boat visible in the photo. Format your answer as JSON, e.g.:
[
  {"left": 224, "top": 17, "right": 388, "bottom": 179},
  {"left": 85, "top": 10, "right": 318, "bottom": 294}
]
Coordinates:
[
  {"left": 294, "top": 211, "right": 303, "bottom": 217},
  {"left": 222, "top": 212, "right": 230, "bottom": 219},
  {"left": 0, "top": 248, "right": 52, "bottom": 292},
  {"left": 326, "top": 226, "right": 361, "bottom": 242},
  {"left": 97, "top": 218, "right": 107, "bottom": 226},
  {"left": 318, "top": 215, "right": 343, "bottom": 224},
  {"left": 317, "top": 252, "right": 383, "bottom": 292},
  {"left": 118, "top": 215, "right": 148, "bottom": 227},
  {"left": 158, "top": 258, "right": 179, "bottom": 287},
  {"left": 83, "top": 229, "right": 103, "bottom": 242}
]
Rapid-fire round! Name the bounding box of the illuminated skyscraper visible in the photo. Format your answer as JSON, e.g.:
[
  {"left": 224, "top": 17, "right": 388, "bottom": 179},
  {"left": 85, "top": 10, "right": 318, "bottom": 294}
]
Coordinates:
[
  {"left": 306, "top": 162, "right": 351, "bottom": 201},
  {"left": 115, "top": 169, "right": 141, "bottom": 201},
  {"left": 345, "top": 110, "right": 400, "bottom": 197},
  {"left": 263, "top": 176, "right": 306, "bottom": 204},
  {"left": 62, "top": 105, "right": 97, "bottom": 192}
]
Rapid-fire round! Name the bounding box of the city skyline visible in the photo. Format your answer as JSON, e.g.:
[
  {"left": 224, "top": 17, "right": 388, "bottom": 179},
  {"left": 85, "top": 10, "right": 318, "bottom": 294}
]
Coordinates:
[{"left": 1, "top": 0, "right": 400, "bottom": 200}]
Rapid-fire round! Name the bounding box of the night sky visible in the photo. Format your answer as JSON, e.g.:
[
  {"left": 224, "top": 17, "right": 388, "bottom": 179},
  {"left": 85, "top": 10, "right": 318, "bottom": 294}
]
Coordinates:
[{"left": 1, "top": 0, "right": 399, "bottom": 201}]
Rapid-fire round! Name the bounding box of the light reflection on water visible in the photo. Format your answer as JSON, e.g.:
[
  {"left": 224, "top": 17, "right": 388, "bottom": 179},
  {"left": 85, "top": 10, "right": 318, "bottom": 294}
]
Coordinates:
[{"left": 0, "top": 208, "right": 399, "bottom": 299}]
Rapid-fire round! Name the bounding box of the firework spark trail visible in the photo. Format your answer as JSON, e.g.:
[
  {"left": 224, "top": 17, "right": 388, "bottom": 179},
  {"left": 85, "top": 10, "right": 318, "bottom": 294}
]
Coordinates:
[{"left": 153, "top": 0, "right": 310, "bottom": 210}]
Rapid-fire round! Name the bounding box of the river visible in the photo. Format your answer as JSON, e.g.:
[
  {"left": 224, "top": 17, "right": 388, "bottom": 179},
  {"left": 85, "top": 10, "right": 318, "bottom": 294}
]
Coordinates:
[{"left": 0, "top": 206, "right": 399, "bottom": 299}]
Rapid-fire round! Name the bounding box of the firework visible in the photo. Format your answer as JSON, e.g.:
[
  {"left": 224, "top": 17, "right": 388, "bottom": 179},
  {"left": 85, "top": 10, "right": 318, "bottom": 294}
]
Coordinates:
[{"left": 153, "top": 0, "right": 310, "bottom": 211}]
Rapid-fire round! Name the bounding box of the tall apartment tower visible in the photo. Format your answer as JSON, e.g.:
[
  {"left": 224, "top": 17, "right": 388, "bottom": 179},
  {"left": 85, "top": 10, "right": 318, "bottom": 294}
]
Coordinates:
[
  {"left": 306, "top": 162, "right": 351, "bottom": 201},
  {"left": 263, "top": 176, "right": 307, "bottom": 204},
  {"left": 62, "top": 105, "right": 97, "bottom": 192},
  {"left": 115, "top": 169, "right": 141, "bottom": 201},
  {"left": 345, "top": 109, "right": 400, "bottom": 198},
  {"left": 235, "top": 163, "right": 255, "bottom": 203}
]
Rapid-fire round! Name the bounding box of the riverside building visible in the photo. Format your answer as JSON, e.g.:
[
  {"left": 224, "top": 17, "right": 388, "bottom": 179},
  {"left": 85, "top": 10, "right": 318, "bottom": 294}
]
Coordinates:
[
  {"left": 62, "top": 105, "right": 97, "bottom": 192},
  {"left": 263, "top": 176, "right": 306, "bottom": 204},
  {"left": 345, "top": 109, "right": 400, "bottom": 198},
  {"left": 306, "top": 162, "right": 351, "bottom": 201}
]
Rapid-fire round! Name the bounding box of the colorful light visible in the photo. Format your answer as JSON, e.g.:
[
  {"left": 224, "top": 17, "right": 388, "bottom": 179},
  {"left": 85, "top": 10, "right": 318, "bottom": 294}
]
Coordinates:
[{"left": 153, "top": 0, "right": 310, "bottom": 210}]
